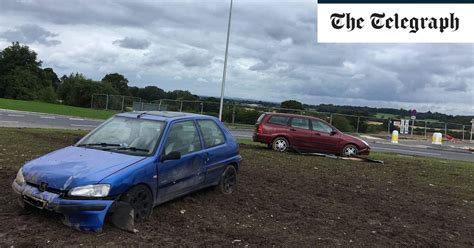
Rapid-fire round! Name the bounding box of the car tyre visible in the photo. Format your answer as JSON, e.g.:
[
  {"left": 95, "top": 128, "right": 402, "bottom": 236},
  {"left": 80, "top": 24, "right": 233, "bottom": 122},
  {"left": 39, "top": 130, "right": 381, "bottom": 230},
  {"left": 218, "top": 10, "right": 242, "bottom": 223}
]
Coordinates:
[
  {"left": 121, "top": 185, "right": 153, "bottom": 222},
  {"left": 272, "top": 137, "right": 289, "bottom": 152},
  {"left": 342, "top": 144, "right": 358, "bottom": 157},
  {"left": 219, "top": 166, "right": 237, "bottom": 195}
]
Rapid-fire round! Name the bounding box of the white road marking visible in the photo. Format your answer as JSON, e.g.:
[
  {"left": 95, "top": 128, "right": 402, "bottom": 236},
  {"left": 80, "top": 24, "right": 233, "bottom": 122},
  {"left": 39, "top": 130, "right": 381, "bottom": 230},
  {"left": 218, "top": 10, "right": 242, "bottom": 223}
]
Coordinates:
[
  {"left": 40, "top": 116, "right": 56, "bottom": 119},
  {"left": 7, "top": 114, "right": 24, "bottom": 117},
  {"left": 69, "top": 118, "right": 84, "bottom": 121},
  {"left": 373, "top": 147, "right": 441, "bottom": 156},
  {"left": 70, "top": 124, "right": 95, "bottom": 127},
  {"left": 0, "top": 120, "right": 19, "bottom": 123}
]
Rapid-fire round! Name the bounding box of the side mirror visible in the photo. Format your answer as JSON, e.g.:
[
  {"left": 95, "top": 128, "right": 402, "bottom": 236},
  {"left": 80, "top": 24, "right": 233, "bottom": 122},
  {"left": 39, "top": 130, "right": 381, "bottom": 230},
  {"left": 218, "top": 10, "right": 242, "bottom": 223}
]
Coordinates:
[
  {"left": 161, "top": 151, "right": 181, "bottom": 161},
  {"left": 330, "top": 130, "right": 337, "bottom": 136}
]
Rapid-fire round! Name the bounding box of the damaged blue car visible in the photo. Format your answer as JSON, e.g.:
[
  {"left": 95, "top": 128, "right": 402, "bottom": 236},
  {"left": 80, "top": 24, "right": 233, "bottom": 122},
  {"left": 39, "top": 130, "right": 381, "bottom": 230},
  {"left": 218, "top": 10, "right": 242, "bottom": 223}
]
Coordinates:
[{"left": 12, "top": 111, "right": 242, "bottom": 232}]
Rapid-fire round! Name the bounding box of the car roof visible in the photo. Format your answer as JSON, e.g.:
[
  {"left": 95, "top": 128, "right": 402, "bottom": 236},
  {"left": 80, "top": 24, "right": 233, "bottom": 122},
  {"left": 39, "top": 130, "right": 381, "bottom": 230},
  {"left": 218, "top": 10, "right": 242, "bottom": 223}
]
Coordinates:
[
  {"left": 264, "top": 112, "right": 324, "bottom": 121},
  {"left": 116, "top": 111, "right": 216, "bottom": 122}
]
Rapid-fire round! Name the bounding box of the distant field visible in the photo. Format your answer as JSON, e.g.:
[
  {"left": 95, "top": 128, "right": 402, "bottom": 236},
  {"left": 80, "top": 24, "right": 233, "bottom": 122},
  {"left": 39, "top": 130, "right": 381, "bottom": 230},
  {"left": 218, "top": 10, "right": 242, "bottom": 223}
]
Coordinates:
[{"left": 0, "top": 98, "right": 116, "bottom": 119}]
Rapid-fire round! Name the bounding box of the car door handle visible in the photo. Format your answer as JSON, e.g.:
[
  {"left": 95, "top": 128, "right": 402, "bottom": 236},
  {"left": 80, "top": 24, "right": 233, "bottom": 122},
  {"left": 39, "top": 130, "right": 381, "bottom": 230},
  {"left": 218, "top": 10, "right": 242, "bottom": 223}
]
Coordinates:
[
  {"left": 290, "top": 128, "right": 296, "bottom": 131},
  {"left": 314, "top": 132, "right": 321, "bottom": 136}
]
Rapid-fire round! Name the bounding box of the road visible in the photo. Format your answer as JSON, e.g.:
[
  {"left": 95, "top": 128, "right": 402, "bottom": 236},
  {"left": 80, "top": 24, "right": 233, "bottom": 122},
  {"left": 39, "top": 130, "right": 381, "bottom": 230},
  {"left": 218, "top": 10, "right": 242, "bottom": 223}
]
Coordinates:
[{"left": 1, "top": 109, "right": 473, "bottom": 162}]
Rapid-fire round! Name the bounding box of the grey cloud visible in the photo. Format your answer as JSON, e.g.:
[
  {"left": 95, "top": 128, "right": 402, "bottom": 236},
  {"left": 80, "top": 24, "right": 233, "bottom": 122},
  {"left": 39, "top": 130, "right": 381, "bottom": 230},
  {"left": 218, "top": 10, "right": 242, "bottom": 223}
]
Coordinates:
[
  {"left": 0, "top": 24, "right": 60, "bottom": 46},
  {"left": 113, "top": 37, "right": 150, "bottom": 49},
  {"left": 176, "top": 49, "right": 212, "bottom": 68}
]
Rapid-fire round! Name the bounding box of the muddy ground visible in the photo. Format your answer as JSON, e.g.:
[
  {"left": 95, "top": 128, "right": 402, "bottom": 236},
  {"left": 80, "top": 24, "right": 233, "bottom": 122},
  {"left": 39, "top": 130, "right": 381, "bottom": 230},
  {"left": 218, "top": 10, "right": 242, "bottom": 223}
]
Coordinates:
[{"left": 0, "top": 128, "right": 473, "bottom": 247}]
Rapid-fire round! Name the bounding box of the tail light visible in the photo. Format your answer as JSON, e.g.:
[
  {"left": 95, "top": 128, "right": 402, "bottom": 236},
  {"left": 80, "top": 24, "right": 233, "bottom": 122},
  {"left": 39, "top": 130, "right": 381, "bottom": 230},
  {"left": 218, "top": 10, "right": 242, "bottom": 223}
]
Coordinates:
[{"left": 256, "top": 124, "right": 263, "bottom": 134}]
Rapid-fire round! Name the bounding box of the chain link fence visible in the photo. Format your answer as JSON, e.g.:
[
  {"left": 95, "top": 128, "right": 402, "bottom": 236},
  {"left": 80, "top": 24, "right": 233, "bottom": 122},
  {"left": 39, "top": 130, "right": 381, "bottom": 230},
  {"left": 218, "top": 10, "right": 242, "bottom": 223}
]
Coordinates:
[
  {"left": 110, "top": 97, "right": 473, "bottom": 142},
  {"left": 91, "top": 94, "right": 141, "bottom": 111}
]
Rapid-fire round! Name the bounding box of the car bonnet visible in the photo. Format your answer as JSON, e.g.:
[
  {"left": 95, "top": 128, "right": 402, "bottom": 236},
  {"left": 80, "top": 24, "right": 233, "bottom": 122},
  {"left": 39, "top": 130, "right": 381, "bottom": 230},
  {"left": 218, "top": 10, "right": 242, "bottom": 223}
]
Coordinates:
[{"left": 22, "top": 146, "right": 146, "bottom": 191}]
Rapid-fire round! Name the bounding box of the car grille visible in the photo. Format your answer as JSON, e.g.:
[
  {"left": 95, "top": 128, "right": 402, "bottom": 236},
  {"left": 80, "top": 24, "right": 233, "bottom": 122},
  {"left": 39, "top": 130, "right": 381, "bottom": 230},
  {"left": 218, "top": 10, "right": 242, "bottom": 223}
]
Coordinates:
[{"left": 26, "top": 182, "right": 66, "bottom": 196}]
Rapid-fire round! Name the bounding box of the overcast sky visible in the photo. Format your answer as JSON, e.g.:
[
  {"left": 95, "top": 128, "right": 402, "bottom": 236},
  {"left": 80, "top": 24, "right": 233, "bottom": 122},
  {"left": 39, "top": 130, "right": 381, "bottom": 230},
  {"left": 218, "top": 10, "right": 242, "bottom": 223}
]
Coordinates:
[{"left": 0, "top": 0, "right": 472, "bottom": 115}]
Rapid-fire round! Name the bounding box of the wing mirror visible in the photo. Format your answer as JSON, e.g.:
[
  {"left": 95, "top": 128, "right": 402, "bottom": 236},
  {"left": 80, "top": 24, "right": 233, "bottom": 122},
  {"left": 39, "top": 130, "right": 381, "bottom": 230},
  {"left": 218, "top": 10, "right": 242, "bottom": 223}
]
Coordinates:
[
  {"left": 330, "top": 130, "right": 338, "bottom": 136},
  {"left": 161, "top": 151, "right": 181, "bottom": 161}
]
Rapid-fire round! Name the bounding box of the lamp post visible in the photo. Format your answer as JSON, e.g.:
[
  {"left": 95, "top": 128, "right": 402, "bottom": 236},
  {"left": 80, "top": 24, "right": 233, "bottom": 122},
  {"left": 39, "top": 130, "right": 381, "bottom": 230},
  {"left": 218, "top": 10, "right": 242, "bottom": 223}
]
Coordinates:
[{"left": 218, "top": 0, "right": 233, "bottom": 121}]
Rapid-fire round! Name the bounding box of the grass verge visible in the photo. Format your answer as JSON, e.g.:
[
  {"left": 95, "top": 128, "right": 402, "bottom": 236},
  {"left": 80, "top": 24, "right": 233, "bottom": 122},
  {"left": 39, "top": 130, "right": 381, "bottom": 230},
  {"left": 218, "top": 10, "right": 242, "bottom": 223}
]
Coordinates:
[{"left": 0, "top": 98, "right": 116, "bottom": 119}]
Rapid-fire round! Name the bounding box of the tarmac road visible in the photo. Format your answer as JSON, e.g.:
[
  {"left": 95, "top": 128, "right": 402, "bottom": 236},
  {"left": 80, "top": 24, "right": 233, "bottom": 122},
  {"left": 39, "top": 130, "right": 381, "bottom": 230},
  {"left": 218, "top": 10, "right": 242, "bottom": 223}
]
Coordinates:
[{"left": 1, "top": 109, "right": 473, "bottom": 162}]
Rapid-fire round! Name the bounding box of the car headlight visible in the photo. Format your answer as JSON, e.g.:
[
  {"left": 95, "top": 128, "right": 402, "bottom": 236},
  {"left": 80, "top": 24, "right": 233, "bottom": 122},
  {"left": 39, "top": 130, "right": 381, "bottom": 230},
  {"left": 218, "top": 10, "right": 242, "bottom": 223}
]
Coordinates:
[
  {"left": 15, "top": 168, "right": 25, "bottom": 185},
  {"left": 69, "top": 184, "right": 111, "bottom": 197}
]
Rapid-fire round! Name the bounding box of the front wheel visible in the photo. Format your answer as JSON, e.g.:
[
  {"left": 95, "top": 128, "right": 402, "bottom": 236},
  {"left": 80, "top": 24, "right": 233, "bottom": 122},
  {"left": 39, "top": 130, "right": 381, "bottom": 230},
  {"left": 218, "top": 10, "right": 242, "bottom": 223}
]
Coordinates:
[
  {"left": 121, "top": 185, "right": 153, "bottom": 222},
  {"left": 272, "top": 137, "right": 289, "bottom": 152},
  {"left": 342, "top": 144, "right": 358, "bottom": 157},
  {"left": 218, "top": 166, "right": 237, "bottom": 195}
]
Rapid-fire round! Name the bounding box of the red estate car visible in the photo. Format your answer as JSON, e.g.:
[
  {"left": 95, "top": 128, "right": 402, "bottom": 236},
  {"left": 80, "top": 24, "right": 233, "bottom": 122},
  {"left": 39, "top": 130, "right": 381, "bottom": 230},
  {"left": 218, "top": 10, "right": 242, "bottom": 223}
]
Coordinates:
[{"left": 253, "top": 112, "right": 370, "bottom": 156}]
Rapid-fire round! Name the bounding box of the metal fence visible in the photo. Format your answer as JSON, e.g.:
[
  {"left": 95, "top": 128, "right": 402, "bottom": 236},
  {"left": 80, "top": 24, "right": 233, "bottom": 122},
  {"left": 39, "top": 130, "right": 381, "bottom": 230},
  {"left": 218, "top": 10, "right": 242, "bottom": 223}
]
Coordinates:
[
  {"left": 91, "top": 94, "right": 141, "bottom": 111},
  {"left": 123, "top": 98, "right": 474, "bottom": 142}
]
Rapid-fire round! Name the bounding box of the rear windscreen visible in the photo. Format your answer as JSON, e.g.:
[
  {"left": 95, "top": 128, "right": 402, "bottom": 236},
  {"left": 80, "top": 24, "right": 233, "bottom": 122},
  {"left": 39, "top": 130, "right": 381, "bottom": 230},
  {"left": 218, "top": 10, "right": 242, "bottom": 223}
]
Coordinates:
[{"left": 256, "top": 113, "right": 266, "bottom": 124}]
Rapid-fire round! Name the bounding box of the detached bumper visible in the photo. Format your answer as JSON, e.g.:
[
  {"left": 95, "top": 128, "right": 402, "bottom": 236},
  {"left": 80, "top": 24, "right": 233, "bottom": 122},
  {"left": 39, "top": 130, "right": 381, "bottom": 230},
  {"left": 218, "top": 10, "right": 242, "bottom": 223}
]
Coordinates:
[{"left": 12, "top": 181, "right": 113, "bottom": 232}]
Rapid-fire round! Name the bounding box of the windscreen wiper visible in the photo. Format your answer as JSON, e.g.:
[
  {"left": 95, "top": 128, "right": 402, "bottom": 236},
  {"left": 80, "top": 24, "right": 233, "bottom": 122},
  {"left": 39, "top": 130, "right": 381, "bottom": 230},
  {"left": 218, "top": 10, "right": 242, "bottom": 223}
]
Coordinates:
[
  {"left": 77, "top": 143, "right": 121, "bottom": 147},
  {"left": 113, "top": 147, "right": 149, "bottom": 152}
]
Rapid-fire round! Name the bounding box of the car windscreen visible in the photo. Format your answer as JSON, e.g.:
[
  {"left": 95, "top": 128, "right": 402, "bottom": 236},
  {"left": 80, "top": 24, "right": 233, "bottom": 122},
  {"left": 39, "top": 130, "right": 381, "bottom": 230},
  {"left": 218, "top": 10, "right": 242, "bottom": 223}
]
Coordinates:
[{"left": 77, "top": 117, "right": 165, "bottom": 156}]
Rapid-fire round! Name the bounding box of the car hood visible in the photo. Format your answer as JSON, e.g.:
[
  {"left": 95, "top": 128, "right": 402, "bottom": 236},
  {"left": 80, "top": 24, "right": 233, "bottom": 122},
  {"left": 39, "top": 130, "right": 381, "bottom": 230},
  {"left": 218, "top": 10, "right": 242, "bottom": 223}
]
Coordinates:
[{"left": 22, "top": 146, "right": 146, "bottom": 190}]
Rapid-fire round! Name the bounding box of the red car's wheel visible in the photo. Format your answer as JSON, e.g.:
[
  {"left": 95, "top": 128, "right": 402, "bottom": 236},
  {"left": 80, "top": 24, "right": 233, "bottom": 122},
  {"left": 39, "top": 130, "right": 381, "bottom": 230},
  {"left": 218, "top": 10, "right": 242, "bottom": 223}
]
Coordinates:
[
  {"left": 342, "top": 144, "right": 358, "bottom": 157},
  {"left": 272, "top": 137, "right": 289, "bottom": 152}
]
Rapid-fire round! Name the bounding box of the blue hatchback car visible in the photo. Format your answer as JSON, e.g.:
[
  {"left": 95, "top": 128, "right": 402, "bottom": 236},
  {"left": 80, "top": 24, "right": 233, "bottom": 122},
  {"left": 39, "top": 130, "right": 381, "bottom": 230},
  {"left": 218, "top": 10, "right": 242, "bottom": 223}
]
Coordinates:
[{"left": 12, "top": 111, "right": 242, "bottom": 232}]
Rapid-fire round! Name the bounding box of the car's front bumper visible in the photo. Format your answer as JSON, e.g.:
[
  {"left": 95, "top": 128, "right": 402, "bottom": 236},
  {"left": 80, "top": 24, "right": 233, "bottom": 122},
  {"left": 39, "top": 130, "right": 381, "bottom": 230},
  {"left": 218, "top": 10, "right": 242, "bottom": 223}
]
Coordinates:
[{"left": 12, "top": 181, "right": 114, "bottom": 232}]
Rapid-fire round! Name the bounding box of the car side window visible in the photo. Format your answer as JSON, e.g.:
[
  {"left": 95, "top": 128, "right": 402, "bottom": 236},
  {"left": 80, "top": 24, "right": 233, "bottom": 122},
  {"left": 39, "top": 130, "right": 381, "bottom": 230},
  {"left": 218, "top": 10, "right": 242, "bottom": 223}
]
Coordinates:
[
  {"left": 164, "top": 121, "right": 201, "bottom": 156},
  {"left": 290, "top": 117, "right": 310, "bottom": 130},
  {"left": 268, "top": 116, "right": 289, "bottom": 126},
  {"left": 312, "top": 120, "right": 333, "bottom": 133},
  {"left": 198, "top": 120, "right": 225, "bottom": 148}
]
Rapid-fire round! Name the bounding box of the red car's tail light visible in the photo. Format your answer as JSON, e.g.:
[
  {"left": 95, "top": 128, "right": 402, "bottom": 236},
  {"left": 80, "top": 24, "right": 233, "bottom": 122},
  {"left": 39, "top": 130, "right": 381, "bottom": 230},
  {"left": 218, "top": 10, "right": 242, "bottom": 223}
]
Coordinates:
[{"left": 256, "top": 124, "right": 263, "bottom": 134}]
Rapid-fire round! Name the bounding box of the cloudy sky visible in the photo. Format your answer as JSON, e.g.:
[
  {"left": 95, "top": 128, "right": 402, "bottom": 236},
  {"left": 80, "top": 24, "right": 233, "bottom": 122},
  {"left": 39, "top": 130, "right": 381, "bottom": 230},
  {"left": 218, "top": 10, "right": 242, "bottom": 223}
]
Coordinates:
[{"left": 0, "top": 0, "right": 472, "bottom": 115}]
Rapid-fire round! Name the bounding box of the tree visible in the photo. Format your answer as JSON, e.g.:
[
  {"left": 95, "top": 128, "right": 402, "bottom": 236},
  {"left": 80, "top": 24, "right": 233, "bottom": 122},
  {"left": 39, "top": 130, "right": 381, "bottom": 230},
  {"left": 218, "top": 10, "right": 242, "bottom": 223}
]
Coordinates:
[
  {"left": 0, "top": 42, "right": 56, "bottom": 102},
  {"left": 58, "top": 73, "right": 118, "bottom": 107},
  {"left": 281, "top": 100, "right": 304, "bottom": 110},
  {"left": 138, "top": 86, "right": 166, "bottom": 102},
  {"left": 101, "top": 73, "right": 130, "bottom": 96},
  {"left": 43, "top": 68, "right": 60, "bottom": 91}
]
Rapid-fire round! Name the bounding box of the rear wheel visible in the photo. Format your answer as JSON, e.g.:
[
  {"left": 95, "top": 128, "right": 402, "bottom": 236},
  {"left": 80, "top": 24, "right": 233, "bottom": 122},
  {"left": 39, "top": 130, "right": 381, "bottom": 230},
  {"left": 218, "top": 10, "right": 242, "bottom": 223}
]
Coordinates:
[
  {"left": 272, "top": 137, "right": 289, "bottom": 152},
  {"left": 219, "top": 166, "right": 237, "bottom": 195},
  {"left": 342, "top": 144, "right": 358, "bottom": 157},
  {"left": 121, "top": 185, "right": 153, "bottom": 222}
]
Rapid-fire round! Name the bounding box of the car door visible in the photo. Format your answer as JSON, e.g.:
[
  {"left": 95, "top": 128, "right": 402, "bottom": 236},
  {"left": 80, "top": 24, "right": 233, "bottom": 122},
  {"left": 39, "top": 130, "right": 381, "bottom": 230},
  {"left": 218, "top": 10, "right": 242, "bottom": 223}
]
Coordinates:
[
  {"left": 157, "top": 120, "right": 207, "bottom": 201},
  {"left": 288, "top": 117, "right": 313, "bottom": 151},
  {"left": 196, "top": 119, "right": 229, "bottom": 185},
  {"left": 311, "top": 120, "right": 342, "bottom": 153}
]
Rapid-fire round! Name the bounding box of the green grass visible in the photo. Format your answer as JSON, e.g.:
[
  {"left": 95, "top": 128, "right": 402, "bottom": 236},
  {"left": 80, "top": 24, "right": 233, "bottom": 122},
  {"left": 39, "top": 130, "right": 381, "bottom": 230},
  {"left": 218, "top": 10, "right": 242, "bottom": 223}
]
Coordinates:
[{"left": 0, "top": 98, "right": 116, "bottom": 119}]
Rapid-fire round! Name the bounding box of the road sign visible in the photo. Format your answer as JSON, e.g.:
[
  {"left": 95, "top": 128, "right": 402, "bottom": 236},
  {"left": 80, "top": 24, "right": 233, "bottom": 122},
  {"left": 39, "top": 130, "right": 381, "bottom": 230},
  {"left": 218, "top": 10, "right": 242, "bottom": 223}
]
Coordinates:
[
  {"left": 411, "top": 115, "right": 416, "bottom": 120},
  {"left": 411, "top": 109, "right": 417, "bottom": 116}
]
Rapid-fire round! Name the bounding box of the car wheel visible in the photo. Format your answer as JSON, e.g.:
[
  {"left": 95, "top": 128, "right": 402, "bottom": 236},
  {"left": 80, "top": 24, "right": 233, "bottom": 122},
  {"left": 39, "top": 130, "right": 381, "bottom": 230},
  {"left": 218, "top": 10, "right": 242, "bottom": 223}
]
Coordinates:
[
  {"left": 219, "top": 166, "right": 237, "bottom": 195},
  {"left": 342, "top": 144, "right": 358, "bottom": 157},
  {"left": 121, "top": 185, "right": 153, "bottom": 222},
  {"left": 272, "top": 137, "right": 289, "bottom": 152}
]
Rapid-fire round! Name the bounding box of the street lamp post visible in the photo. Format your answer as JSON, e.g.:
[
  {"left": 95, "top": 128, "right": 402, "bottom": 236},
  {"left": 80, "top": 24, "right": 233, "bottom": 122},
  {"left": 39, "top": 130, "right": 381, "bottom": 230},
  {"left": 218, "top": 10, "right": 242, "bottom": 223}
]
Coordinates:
[{"left": 218, "top": 0, "right": 233, "bottom": 121}]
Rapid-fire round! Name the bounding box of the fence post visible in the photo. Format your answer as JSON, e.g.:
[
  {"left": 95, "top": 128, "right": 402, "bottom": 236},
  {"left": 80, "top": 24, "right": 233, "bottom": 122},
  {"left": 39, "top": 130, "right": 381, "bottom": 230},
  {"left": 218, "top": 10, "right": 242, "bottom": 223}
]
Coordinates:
[
  {"left": 387, "top": 119, "right": 391, "bottom": 135},
  {"left": 424, "top": 121, "right": 427, "bottom": 138},
  {"left": 356, "top": 117, "right": 360, "bottom": 134},
  {"left": 462, "top": 125, "right": 465, "bottom": 141},
  {"left": 200, "top": 102, "right": 204, "bottom": 115},
  {"left": 141, "top": 102, "right": 144, "bottom": 111},
  {"left": 105, "top": 94, "right": 109, "bottom": 110},
  {"left": 329, "top": 114, "right": 333, "bottom": 125},
  {"left": 232, "top": 104, "right": 236, "bottom": 124},
  {"left": 179, "top": 101, "right": 183, "bottom": 112},
  {"left": 121, "top": 96, "right": 125, "bottom": 111},
  {"left": 91, "top": 94, "right": 94, "bottom": 109},
  {"left": 444, "top": 123, "right": 447, "bottom": 138},
  {"left": 158, "top": 100, "right": 162, "bottom": 111}
]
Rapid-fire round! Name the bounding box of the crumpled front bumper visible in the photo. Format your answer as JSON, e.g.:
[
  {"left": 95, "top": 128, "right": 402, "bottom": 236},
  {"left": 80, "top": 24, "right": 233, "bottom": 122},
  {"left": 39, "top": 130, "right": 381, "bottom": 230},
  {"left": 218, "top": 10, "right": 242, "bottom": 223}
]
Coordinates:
[{"left": 12, "top": 181, "right": 114, "bottom": 232}]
